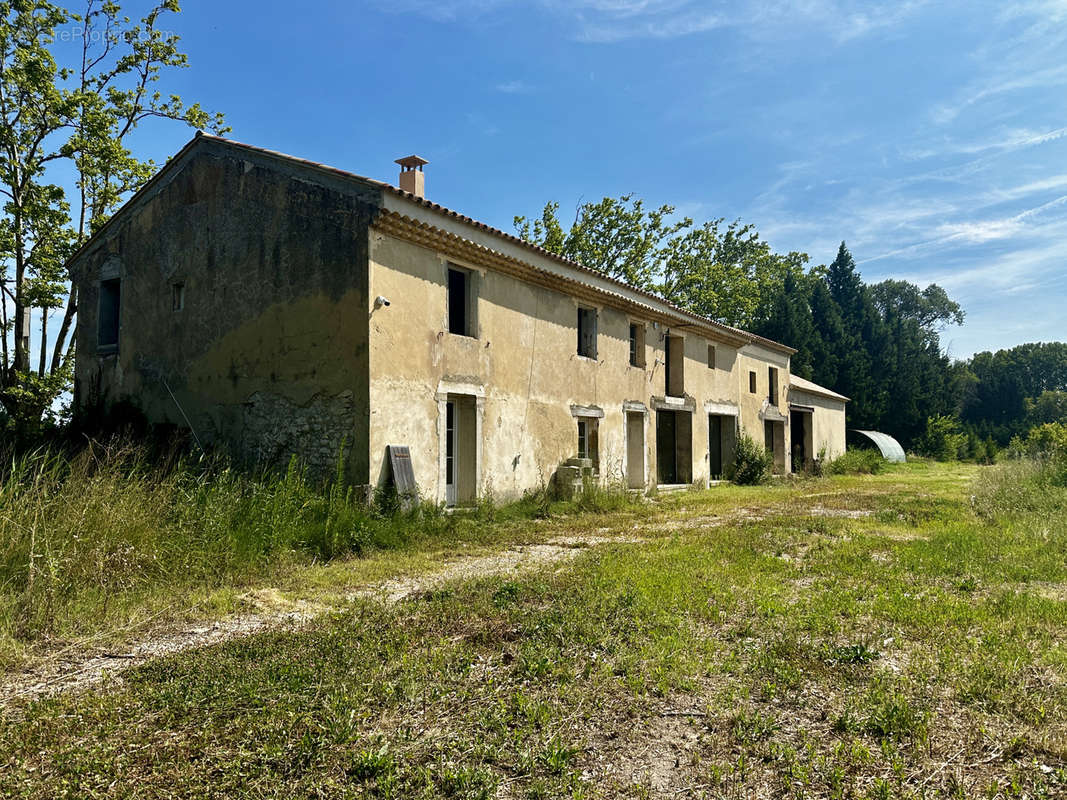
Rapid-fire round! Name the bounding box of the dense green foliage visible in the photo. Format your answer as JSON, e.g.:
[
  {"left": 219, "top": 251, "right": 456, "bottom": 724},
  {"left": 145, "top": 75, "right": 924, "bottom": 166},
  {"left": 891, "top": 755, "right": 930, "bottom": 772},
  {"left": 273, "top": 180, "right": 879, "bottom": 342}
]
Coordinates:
[
  {"left": 754, "top": 244, "right": 965, "bottom": 448},
  {"left": 0, "top": 444, "right": 435, "bottom": 649},
  {"left": 913, "top": 414, "right": 967, "bottom": 461},
  {"left": 973, "top": 426, "right": 1067, "bottom": 520},
  {"left": 960, "top": 343, "right": 1067, "bottom": 444},
  {"left": 726, "top": 432, "right": 772, "bottom": 484},
  {"left": 0, "top": 0, "right": 225, "bottom": 433},
  {"left": 514, "top": 198, "right": 808, "bottom": 330}
]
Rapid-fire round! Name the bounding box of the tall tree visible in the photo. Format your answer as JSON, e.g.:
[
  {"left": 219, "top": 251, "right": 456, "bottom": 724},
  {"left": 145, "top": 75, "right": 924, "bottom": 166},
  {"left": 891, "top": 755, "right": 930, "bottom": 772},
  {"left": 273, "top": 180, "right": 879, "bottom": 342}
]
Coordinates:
[
  {"left": 822, "top": 243, "right": 883, "bottom": 427},
  {"left": 515, "top": 199, "right": 807, "bottom": 329},
  {"left": 0, "top": 0, "right": 225, "bottom": 432},
  {"left": 515, "top": 194, "right": 689, "bottom": 289},
  {"left": 807, "top": 278, "right": 847, "bottom": 396},
  {"left": 960, "top": 342, "right": 1067, "bottom": 442},
  {"left": 870, "top": 279, "right": 965, "bottom": 337},
  {"left": 753, "top": 270, "right": 818, "bottom": 379}
]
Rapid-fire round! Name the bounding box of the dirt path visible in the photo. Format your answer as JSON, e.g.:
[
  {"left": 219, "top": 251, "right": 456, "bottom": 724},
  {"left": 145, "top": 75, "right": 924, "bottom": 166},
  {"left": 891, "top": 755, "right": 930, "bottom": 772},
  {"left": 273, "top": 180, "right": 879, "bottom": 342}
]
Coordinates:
[
  {"left": 0, "top": 535, "right": 638, "bottom": 708},
  {"left": 0, "top": 502, "right": 872, "bottom": 708}
]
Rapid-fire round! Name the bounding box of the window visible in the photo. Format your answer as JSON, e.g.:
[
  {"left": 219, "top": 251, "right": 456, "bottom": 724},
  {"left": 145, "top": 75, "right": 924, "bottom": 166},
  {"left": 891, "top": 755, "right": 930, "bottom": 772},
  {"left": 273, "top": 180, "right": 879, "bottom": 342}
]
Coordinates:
[
  {"left": 98, "top": 278, "right": 121, "bottom": 348},
  {"left": 666, "top": 334, "right": 684, "bottom": 396},
  {"left": 629, "top": 323, "right": 645, "bottom": 367},
  {"left": 707, "top": 344, "right": 716, "bottom": 369},
  {"left": 172, "top": 283, "right": 185, "bottom": 312},
  {"left": 768, "top": 367, "right": 779, "bottom": 405},
  {"left": 447, "top": 267, "right": 475, "bottom": 336},
  {"left": 749, "top": 371, "right": 757, "bottom": 393},
  {"left": 577, "top": 417, "right": 600, "bottom": 471},
  {"left": 577, "top": 306, "right": 597, "bottom": 358}
]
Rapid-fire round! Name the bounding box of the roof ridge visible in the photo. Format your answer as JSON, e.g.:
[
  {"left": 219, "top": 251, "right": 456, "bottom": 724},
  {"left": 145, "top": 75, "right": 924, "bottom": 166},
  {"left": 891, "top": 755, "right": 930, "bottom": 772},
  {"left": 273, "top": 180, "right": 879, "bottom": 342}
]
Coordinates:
[{"left": 69, "top": 132, "right": 796, "bottom": 355}]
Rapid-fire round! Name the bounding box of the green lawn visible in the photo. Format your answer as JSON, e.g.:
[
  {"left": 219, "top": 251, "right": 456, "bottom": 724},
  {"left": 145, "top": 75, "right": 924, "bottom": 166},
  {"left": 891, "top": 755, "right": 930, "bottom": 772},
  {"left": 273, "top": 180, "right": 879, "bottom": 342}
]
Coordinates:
[{"left": 1, "top": 462, "right": 1064, "bottom": 798}]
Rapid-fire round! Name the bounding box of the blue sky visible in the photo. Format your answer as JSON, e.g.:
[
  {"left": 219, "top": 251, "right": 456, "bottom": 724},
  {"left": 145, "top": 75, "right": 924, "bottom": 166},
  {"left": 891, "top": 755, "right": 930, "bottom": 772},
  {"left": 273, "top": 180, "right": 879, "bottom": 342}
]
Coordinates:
[{"left": 122, "top": 0, "right": 1067, "bottom": 358}]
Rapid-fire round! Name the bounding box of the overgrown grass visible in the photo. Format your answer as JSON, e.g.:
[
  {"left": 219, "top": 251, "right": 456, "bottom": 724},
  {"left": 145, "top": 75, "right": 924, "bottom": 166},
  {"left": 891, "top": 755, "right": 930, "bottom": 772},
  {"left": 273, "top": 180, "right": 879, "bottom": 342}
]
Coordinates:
[
  {"left": 0, "top": 462, "right": 1064, "bottom": 798},
  {"left": 0, "top": 442, "right": 642, "bottom": 666},
  {"left": 826, "top": 447, "right": 886, "bottom": 475},
  {"left": 972, "top": 451, "right": 1067, "bottom": 520}
]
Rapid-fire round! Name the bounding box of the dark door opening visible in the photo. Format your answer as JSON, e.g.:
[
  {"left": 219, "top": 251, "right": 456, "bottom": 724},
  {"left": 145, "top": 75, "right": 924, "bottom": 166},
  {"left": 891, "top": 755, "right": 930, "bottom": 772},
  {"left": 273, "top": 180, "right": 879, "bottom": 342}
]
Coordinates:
[
  {"left": 657, "top": 411, "right": 676, "bottom": 484},
  {"left": 709, "top": 414, "right": 723, "bottom": 477},
  {"left": 656, "top": 409, "right": 692, "bottom": 485},
  {"left": 790, "top": 409, "right": 813, "bottom": 473}
]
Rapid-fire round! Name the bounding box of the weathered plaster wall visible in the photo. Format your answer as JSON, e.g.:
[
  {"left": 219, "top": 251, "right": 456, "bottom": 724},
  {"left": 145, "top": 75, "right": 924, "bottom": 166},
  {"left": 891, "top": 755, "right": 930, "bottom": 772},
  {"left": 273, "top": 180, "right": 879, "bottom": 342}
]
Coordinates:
[
  {"left": 790, "top": 389, "right": 847, "bottom": 461},
  {"left": 366, "top": 227, "right": 753, "bottom": 501},
  {"left": 68, "top": 137, "right": 810, "bottom": 495},
  {"left": 72, "top": 143, "right": 376, "bottom": 481},
  {"left": 738, "top": 344, "right": 792, "bottom": 472}
]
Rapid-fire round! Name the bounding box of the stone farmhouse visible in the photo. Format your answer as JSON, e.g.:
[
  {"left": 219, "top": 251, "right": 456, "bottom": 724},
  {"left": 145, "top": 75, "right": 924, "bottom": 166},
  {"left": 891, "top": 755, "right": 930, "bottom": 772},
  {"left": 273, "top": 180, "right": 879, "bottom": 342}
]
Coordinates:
[{"left": 69, "top": 134, "right": 847, "bottom": 503}]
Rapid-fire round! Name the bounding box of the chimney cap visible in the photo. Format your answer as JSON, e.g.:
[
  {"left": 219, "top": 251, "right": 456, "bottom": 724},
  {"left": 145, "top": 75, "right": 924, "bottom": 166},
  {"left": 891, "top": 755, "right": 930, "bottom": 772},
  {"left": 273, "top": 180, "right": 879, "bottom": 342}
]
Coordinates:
[{"left": 395, "top": 154, "right": 429, "bottom": 171}]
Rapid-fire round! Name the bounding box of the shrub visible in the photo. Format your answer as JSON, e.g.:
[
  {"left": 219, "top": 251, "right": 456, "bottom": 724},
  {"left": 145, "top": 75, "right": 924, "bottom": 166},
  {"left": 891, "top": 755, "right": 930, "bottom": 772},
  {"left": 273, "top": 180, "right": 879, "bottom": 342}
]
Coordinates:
[
  {"left": 728, "top": 433, "right": 772, "bottom": 485},
  {"left": 914, "top": 415, "right": 966, "bottom": 461},
  {"left": 827, "top": 449, "right": 885, "bottom": 475},
  {"left": 1021, "top": 422, "right": 1067, "bottom": 457},
  {"left": 980, "top": 436, "right": 998, "bottom": 465}
]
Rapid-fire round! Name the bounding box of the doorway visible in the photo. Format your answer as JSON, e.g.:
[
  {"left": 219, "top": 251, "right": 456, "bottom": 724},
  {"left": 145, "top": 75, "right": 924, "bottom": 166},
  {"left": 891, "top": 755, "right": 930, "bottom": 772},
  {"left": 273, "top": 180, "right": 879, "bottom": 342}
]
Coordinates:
[
  {"left": 708, "top": 414, "right": 726, "bottom": 478},
  {"left": 790, "top": 408, "right": 813, "bottom": 473},
  {"left": 656, "top": 409, "right": 692, "bottom": 485},
  {"left": 764, "top": 419, "right": 785, "bottom": 474},
  {"left": 626, "top": 411, "right": 645, "bottom": 488},
  {"left": 444, "top": 394, "right": 477, "bottom": 506}
]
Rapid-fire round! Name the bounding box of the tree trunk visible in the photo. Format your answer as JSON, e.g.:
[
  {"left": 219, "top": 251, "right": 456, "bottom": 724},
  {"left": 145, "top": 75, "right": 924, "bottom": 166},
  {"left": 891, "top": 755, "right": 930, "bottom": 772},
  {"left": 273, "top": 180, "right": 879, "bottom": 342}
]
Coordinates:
[
  {"left": 12, "top": 203, "right": 28, "bottom": 375},
  {"left": 0, "top": 287, "right": 8, "bottom": 388},
  {"left": 50, "top": 289, "right": 77, "bottom": 374},
  {"left": 38, "top": 309, "right": 47, "bottom": 376}
]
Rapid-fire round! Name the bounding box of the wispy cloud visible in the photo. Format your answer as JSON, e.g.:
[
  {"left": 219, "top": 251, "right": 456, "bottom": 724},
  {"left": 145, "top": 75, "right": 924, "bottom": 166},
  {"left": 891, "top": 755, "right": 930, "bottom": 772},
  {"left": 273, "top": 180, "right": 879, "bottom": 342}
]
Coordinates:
[
  {"left": 570, "top": 1, "right": 933, "bottom": 43},
  {"left": 378, "top": 0, "right": 927, "bottom": 43},
  {"left": 893, "top": 237, "right": 1067, "bottom": 295},
  {"left": 932, "top": 1, "right": 1067, "bottom": 125},
  {"left": 989, "top": 173, "right": 1067, "bottom": 203},
  {"left": 494, "top": 80, "right": 532, "bottom": 93},
  {"left": 859, "top": 195, "right": 1067, "bottom": 263},
  {"left": 933, "top": 65, "right": 1067, "bottom": 125}
]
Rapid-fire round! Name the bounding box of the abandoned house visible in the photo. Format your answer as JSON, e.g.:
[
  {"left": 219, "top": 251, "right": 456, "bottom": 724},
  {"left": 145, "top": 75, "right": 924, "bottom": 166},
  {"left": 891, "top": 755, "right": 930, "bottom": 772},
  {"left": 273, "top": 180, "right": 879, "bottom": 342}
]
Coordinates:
[{"left": 69, "top": 133, "right": 848, "bottom": 503}]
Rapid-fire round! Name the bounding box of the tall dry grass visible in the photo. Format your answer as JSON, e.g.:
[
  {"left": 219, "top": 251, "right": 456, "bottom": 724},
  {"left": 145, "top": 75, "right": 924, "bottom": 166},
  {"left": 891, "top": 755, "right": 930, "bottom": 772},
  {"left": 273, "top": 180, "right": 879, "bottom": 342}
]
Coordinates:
[
  {"left": 0, "top": 441, "right": 451, "bottom": 658},
  {"left": 971, "top": 451, "right": 1067, "bottom": 521}
]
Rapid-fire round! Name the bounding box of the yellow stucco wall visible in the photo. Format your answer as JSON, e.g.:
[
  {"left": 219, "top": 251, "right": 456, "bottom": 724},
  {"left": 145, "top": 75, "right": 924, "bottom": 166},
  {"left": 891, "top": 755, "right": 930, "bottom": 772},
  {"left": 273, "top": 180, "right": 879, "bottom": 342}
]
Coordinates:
[
  {"left": 367, "top": 227, "right": 767, "bottom": 501},
  {"left": 737, "top": 344, "right": 792, "bottom": 472},
  {"left": 789, "top": 388, "right": 847, "bottom": 461}
]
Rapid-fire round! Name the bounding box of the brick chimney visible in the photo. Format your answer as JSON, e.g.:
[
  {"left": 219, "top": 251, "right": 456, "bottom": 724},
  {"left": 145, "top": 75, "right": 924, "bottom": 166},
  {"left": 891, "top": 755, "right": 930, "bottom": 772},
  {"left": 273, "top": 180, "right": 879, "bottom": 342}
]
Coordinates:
[{"left": 395, "top": 155, "right": 428, "bottom": 198}]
